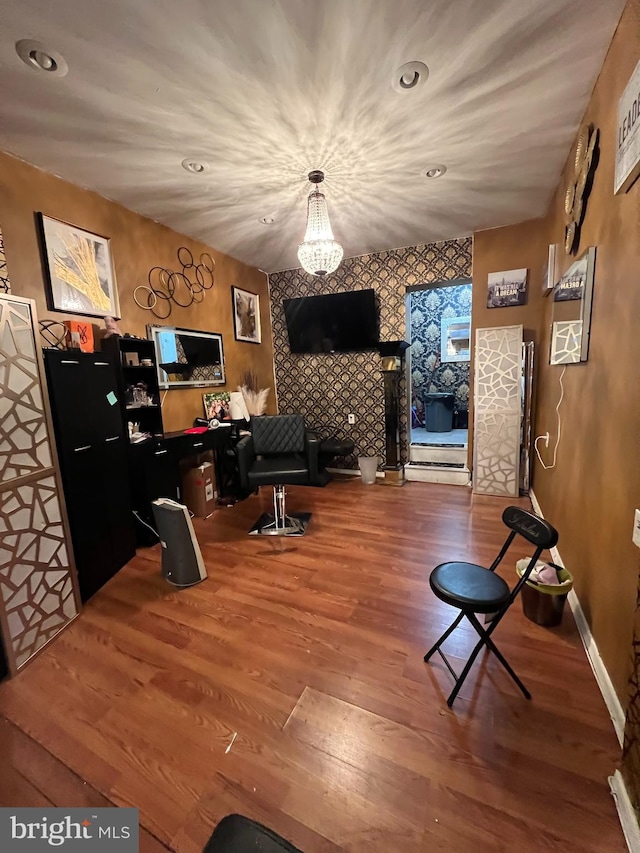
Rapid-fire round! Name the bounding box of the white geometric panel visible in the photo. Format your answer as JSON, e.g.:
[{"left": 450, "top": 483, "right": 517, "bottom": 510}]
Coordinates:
[
  {"left": 0, "top": 299, "right": 53, "bottom": 482},
  {"left": 0, "top": 475, "right": 78, "bottom": 668},
  {"left": 550, "top": 320, "right": 582, "bottom": 365},
  {"left": 0, "top": 294, "right": 78, "bottom": 676},
  {"left": 474, "top": 412, "right": 521, "bottom": 496},
  {"left": 474, "top": 326, "right": 522, "bottom": 413},
  {"left": 473, "top": 325, "right": 523, "bottom": 497}
]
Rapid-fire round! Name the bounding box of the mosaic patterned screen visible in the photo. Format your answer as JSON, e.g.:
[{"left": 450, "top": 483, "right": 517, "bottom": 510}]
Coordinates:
[
  {"left": 0, "top": 296, "right": 78, "bottom": 673},
  {"left": 472, "top": 325, "right": 522, "bottom": 496},
  {"left": 268, "top": 238, "right": 472, "bottom": 468}
]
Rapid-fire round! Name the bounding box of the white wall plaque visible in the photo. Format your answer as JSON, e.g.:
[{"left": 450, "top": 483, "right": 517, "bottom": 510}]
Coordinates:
[{"left": 615, "top": 59, "right": 640, "bottom": 194}]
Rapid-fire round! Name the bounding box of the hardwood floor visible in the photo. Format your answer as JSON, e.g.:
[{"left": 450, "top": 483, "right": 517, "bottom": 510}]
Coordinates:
[{"left": 0, "top": 480, "right": 625, "bottom": 852}]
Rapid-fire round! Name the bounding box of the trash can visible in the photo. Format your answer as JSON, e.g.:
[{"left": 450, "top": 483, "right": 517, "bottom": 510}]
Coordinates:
[
  {"left": 516, "top": 559, "right": 573, "bottom": 627},
  {"left": 424, "top": 392, "right": 455, "bottom": 432},
  {"left": 358, "top": 455, "right": 379, "bottom": 485}
]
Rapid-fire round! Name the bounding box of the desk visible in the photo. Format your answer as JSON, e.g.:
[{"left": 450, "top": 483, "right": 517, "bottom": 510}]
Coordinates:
[{"left": 128, "top": 425, "right": 243, "bottom": 545}]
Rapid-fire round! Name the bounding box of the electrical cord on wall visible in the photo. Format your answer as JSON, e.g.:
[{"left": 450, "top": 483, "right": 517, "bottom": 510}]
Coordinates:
[{"left": 534, "top": 365, "right": 567, "bottom": 470}]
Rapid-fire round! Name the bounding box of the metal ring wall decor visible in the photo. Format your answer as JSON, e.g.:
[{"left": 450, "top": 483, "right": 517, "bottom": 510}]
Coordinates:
[
  {"left": 134, "top": 248, "right": 215, "bottom": 318},
  {"left": 38, "top": 320, "right": 67, "bottom": 349}
]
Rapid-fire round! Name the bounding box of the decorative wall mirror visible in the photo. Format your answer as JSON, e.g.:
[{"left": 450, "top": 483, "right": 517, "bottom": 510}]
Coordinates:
[
  {"left": 549, "top": 247, "right": 596, "bottom": 365},
  {"left": 147, "top": 325, "right": 225, "bottom": 388},
  {"left": 441, "top": 315, "right": 471, "bottom": 363}
]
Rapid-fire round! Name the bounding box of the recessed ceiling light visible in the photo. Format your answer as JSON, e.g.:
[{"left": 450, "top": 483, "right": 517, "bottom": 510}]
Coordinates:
[
  {"left": 181, "top": 158, "right": 209, "bottom": 174},
  {"left": 425, "top": 165, "right": 447, "bottom": 178},
  {"left": 392, "top": 61, "right": 429, "bottom": 93},
  {"left": 15, "top": 39, "right": 68, "bottom": 77},
  {"left": 259, "top": 215, "right": 276, "bottom": 225}
]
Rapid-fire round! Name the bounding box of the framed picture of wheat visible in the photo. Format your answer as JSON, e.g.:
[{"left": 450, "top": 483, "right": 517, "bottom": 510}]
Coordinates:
[
  {"left": 232, "top": 286, "right": 261, "bottom": 344},
  {"left": 38, "top": 214, "right": 120, "bottom": 318}
]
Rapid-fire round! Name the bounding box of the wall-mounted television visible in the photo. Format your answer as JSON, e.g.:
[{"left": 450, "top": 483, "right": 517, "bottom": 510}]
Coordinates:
[
  {"left": 147, "top": 325, "right": 225, "bottom": 389},
  {"left": 283, "top": 289, "right": 378, "bottom": 354}
]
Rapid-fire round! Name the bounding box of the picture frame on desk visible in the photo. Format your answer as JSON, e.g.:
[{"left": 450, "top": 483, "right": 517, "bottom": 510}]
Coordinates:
[
  {"left": 37, "top": 213, "right": 120, "bottom": 319},
  {"left": 232, "top": 286, "right": 261, "bottom": 344}
]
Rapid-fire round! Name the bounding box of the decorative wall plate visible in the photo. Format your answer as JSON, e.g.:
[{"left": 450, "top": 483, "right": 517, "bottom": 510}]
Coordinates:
[
  {"left": 574, "top": 126, "right": 589, "bottom": 176},
  {"left": 564, "top": 222, "right": 577, "bottom": 254},
  {"left": 564, "top": 184, "right": 575, "bottom": 216},
  {"left": 564, "top": 123, "right": 600, "bottom": 254}
]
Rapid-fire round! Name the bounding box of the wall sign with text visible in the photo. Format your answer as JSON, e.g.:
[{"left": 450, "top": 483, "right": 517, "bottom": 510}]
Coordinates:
[
  {"left": 487, "top": 268, "right": 528, "bottom": 308},
  {"left": 615, "top": 58, "right": 640, "bottom": 194}
]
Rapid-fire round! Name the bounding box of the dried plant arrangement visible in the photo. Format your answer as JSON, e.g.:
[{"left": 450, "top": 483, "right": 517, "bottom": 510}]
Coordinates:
[{"left": 238, "top": 370, "right": 269, "bottom": 416}]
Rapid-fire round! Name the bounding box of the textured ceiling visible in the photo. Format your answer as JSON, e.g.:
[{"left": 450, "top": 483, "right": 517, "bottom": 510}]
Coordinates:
[{"left": 0, "top": 0, "right": 625, "bottom": 272}]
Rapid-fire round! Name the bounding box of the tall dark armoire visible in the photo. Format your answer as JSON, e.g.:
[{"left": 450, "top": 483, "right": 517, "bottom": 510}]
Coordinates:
[{"left": 44, "top": 350, "right": 136, "bottom": 602}]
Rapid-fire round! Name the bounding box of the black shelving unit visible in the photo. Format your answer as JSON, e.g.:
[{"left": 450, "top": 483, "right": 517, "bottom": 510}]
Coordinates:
[
  {"left": 43, "top": 350, "right": 136, "bottom": 603},
  {"left": 101, "top": 336, "right": 164, "bottom": 438}
]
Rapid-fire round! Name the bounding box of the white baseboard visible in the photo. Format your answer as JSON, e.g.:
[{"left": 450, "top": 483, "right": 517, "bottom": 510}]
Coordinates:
[
  {"left": 610, "top": 771, "right": 640, "bottom": 853},
  {"left": 529, "top": 490, "right": 625, "bottom": 747}
]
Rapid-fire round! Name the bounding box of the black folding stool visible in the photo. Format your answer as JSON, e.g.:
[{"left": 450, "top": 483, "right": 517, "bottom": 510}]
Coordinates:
[{"left": 423, "top": 506, "right": 559, "bottom": 708}]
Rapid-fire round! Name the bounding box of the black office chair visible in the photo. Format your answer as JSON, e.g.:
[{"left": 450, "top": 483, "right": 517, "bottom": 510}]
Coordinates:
[
  {"left": 236, "top": 414, "right": 320, "bottom": 536},
  {"left": 423, "top": 505, "right": 558, "bottom": 708}
]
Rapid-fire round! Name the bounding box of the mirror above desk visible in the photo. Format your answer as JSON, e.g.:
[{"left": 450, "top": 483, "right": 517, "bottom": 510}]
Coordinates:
[{"left": 549, "top": 246, "right": 596, "bottom": 365}]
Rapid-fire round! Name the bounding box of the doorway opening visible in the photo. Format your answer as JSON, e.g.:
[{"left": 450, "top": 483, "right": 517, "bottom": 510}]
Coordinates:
[{"left": 406, "top": 280, "right": 472, "bottom": 471}]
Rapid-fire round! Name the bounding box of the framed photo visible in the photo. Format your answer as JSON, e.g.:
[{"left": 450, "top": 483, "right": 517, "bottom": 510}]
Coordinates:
[
  {"left": 232, "top": 286, "right": 261, "bottom": 344},
  {"left": 487, "top": 268, "right": 528, "bottom": 308},
  {"left": 38, "top": 213, "right": 120, "bottom": 318},
  {"left": 203, "top": 392, "right": 230, "bottom": 420}
]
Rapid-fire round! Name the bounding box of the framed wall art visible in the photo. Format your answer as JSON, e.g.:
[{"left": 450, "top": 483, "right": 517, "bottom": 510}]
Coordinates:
[
  {"left": 38, "top": 213, "right": 120, "bottom": 318},
  {"left": 232, "top": 286, "right": 261, "bottom": 344},
  {"left": 615, "top": 58, "right": 640, "bottom": 194},
  {"left": 487, "top": 268, "right": 528, "bottom": 308}
]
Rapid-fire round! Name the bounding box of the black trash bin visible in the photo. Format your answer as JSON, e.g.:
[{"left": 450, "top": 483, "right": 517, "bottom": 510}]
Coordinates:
[
  {"left": 516, "top": 559, "right": 573, "bottom": 627},
  {"left": 424, "top": 392, "right": 455, "bottom": 432}
]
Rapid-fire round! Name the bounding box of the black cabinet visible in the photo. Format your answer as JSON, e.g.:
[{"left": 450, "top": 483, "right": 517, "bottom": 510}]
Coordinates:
[{"left": 44, "top": 350, "right": 136, "bottom": 602}]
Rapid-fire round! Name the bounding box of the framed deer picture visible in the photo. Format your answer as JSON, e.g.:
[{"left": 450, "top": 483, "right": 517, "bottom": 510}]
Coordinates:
[{"left": 232, "top": 286, "right": 261, "bottom": 344}]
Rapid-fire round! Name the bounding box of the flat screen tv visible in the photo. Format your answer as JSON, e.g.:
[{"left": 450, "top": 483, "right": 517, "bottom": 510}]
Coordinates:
[{"left": 283, "top": 289, "right": 378, "bottom": 354}]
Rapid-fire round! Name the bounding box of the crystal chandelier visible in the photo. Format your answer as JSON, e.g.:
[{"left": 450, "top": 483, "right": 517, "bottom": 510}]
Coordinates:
[{"left": 297, "top": 170, "right": 343, "bottom": 276}]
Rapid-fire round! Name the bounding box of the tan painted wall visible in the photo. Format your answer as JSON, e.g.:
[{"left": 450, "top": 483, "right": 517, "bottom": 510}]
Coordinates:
[
  {"left": 470, "top": 218, "right": 549, "bottom": 467},
  {"left": 472, "top": 0, "right": 640, "bottom": 704},
  {"left": 0, "top": 150, "right": 275, "bottom": 432}
]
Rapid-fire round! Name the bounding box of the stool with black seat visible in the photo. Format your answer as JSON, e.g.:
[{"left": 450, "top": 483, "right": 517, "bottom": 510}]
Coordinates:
[
  {"left": 203, "top": 814, "right": 304, "bottom": 853},
  {"left": 236, "top": 414, "right": 319, "bottom": 536},
  {"left": 423, "top": 506, "right": 558, "bottom": 708},
  {"left": 317, "top": 435, "right": 355, "bottom": 483}
]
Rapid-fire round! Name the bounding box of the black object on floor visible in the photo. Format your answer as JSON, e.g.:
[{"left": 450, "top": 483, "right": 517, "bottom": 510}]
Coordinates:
[
  {"left": 203, "top": 814, "right": 304, "bottom": 852},
  {"left": 424, "top": 392, "right": 455, "bottom": 432}
]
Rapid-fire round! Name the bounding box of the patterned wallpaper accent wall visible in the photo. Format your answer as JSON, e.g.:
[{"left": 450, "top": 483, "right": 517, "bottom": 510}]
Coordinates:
[
  {"left": 268, "top": 237, "right": 472, "bottom": 469},
  {"left": 409, "top": 283, "right": 472, "bottom": 414}
]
